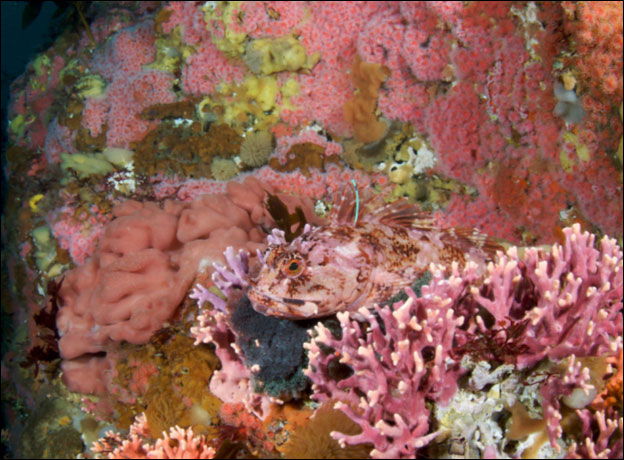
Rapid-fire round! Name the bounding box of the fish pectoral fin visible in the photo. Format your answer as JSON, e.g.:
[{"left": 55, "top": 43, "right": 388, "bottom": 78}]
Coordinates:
[{"left": 370, "top": 268, "right": 414, "bottom": 288}]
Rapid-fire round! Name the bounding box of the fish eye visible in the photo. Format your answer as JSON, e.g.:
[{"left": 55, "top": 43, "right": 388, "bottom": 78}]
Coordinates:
[{"left": 283, "top": 258, "right": 305, "bottom": 278}]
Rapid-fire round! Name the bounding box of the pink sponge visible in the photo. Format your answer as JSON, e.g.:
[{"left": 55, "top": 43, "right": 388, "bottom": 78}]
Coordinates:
[
  {"left": 56, "top": 177, "right": 283, "bottom": 393},
  {"left": 57, "top": 201, "right": 188, "bottom": 361}
]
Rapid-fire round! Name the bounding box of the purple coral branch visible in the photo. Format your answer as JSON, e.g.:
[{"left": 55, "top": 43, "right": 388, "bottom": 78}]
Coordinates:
[
  {"left": 190, "top": 246, "right": 253, "bottom": 313},
  {"left": 212, "top": 246, "right": 250, "bottom": 292},
  {"left": 540, "top": 355, "right": 595, "bottom": 451},
  {"left": 189, "top": 246, "right": 275, "bottom": 419},
  {"left": 483, "top": 224, "right": 621, "bottom": 368},
  {"left": 267, "top": 228, "right": 287, "bottom": 245},
  {"left": 190, "top": 283, "right": 226, "bottom": 312},
  {"left": 305, "top": 263, "right": 468, "bottom": 458},
  {"left": 567, "top": 410, "right": 623, "bottom": 459}
]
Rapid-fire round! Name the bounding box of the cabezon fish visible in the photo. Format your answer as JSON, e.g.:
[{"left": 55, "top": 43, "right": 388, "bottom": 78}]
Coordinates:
[{"left": 248, "top": 188, "right": 501, "bottom": 319}]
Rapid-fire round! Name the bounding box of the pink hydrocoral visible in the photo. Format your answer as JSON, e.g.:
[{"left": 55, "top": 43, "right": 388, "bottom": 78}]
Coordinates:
[
  {"left": 303, "top": 224, "right": 622, "bottom": 458},
  {"left": 463, "top": 224, "right": 623, "bottom": 369},
  {"left": 304, "top": 268, "right": 467, "bottom": 458},
  {"left": 568, "top": 410, "right": 623, "bottom": 459},
  {"left": 539, "top": 355, "right": 596, "bottom": 452},
  {"left": 92, "top": 413, "right": 216, "bottom": 459}
]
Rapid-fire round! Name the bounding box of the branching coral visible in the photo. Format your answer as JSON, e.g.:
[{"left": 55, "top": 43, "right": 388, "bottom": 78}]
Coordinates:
[
  {"left": 301, "top": 223, "right": 622, "bottom": 458},
  {"left": 539, "top": 355, "right": 598, "bottom": 451},
  {"left": 92, "top": 413, "right": 216, "bottom": 459},
  {"left": 304, "top": 268, "right": 468, "bottom": 458},
  {"left": 461, "top": 224, "right": 623, "bottom": 369},
  {"left": 567, "top": 410, "right": 623, "bottom": 459}
]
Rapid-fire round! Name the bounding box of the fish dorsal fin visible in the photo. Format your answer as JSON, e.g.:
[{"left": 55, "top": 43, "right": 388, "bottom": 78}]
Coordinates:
[
  {"left": 329, "top": 186, "right": 433, "bottom": 230},
  {"left": 365, "top": 198, "right": 434, "bottom": 230},
  {"left": 329, "top": 184, "right": 358, "bottom": 225}
]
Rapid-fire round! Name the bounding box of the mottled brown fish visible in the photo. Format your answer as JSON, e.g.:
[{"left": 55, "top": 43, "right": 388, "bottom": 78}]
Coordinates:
[{"left": 248, "top": 188, "right": 501, "bottom": 319}]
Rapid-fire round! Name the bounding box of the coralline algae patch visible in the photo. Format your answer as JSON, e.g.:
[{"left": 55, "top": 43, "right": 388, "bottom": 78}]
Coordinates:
[{"left": 1, "top": 1, "right": 622, "bottom": 459}]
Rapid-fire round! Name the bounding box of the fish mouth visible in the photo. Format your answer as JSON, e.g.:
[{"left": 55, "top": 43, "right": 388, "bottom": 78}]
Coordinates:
[{"left": 248, "top": 289, "right": 322, "bottom": 319}]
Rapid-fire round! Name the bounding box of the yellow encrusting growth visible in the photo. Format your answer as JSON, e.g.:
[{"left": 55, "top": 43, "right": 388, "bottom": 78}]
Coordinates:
[
  {"left": 196, "top": 73, "right": 301, "bottom": 133},
  {"left": 202, "top": 1, "right": 248, "bottom": 57},
  {"left": 29, "top": 194, "right": 44, "bottom": 213},
  {"left": 32, "top": 225, "right": 66, "bottom": 277},
  {"left": 244, "top": 36, "right": 320, "bottom": 75},
  {"left": 60, "top": 152, "right": 115, "bottom": 178}
]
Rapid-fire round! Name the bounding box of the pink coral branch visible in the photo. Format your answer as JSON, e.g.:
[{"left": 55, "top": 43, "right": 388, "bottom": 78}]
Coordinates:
[
  {"left": 540, "top": 355, "right": 595, "bottom": 451},
  {"left": 92, "top": 413, "right": 215, "bottom": 459},
  {"left": 190, "top": 246, "right": 254, "bottom": 312},
  {"left": 305, "top": 264, "right": 467, "bottom": 458},
  {"left": 466, "top": 224, "right": 622, "bottom": 368},
  {"left": 567, "top": 410, "right": 623, "bottom": 459},
  {"left": 189, "top": 247, "right": 275, "bottom": 420}
]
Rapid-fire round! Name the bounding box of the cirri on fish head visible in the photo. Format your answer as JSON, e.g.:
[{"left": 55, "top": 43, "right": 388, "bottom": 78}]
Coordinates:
[
  {"left": 248, "top": 187, "right": 502, "bottom": 320},
  {"left": 248, "top": 224, "right": 376, "bottom": 319}
]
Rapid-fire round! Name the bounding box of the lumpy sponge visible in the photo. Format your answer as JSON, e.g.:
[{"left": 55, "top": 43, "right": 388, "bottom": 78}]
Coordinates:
[{"left": 56, "top": 178, "right": 274, "bottom": 394}]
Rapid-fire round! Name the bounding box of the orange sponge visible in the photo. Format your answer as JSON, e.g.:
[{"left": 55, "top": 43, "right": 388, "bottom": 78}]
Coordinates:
[{"left": 344, "top": 56, "right": 390, "bottom": 143}]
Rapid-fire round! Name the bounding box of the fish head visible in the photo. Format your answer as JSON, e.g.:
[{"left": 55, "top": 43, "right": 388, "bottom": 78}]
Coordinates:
[{"left": 248, "top": 227, "right": 371, "bottom": 319}]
